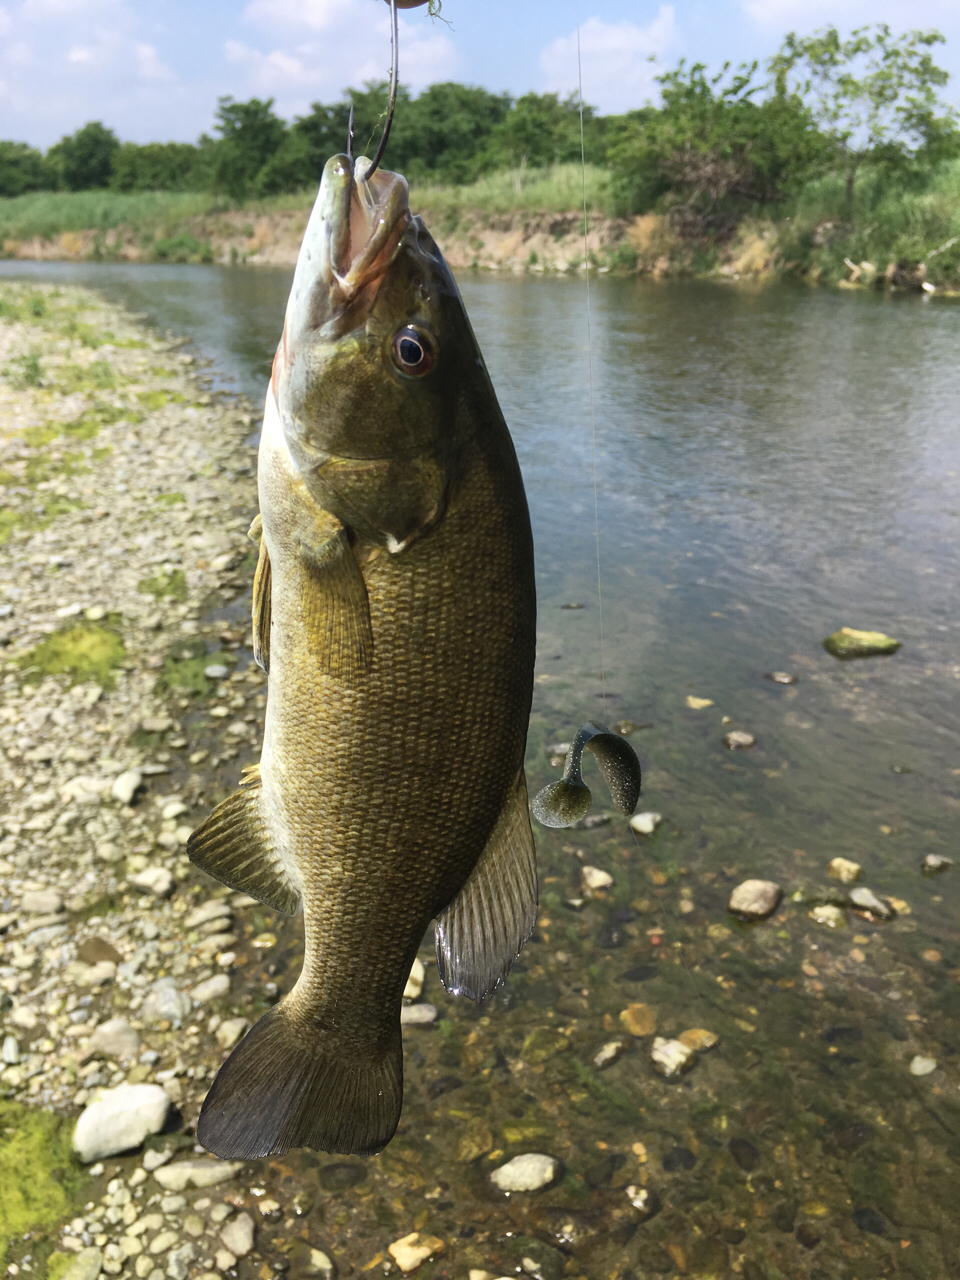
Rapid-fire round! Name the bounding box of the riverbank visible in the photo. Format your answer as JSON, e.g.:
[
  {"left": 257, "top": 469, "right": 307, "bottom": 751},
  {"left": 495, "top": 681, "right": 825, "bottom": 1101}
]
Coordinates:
[{"left": 3, "top": 160, "right": 960, "bottom": 292}]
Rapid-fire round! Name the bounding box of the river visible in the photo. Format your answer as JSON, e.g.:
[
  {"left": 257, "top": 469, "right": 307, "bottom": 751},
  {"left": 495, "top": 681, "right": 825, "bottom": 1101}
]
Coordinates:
[{"left": 3, "top": 259, "right": 959, "bottom": 1277}]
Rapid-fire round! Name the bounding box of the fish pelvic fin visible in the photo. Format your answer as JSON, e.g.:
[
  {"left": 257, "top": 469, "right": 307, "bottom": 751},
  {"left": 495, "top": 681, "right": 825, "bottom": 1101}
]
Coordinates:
[
  {"left": 435, "top": 770, "right": 538, "bottom": 1002},
  {"left": 300, "top": 528, "right": 373, "bottom": 685},
  {"left": 251, "top": 526, "right": 272, "bottom": 674},
  {"left": 532, "top": 722, "right": 641, "bottom": 828},
  {"left": 197, "top": 998, "right": 403, "bottom": 1159},
  {"left": 187, "top": 776, "right": 301, "bottom": 915}
]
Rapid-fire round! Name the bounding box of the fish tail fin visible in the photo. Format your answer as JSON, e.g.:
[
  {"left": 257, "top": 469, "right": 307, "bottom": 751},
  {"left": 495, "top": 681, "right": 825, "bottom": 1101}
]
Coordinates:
[{"left": 197, "top": 997, "right": 402, "bottom": 1158}]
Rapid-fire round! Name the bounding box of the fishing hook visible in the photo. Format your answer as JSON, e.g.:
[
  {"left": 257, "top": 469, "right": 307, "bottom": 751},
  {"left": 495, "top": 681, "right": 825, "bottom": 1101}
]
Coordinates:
[
  {"left": 357, "top": 0, "right": 399, "bottom": 181},
  {"left": 346, "top": 101, "right": 355, "bottom": 164}
]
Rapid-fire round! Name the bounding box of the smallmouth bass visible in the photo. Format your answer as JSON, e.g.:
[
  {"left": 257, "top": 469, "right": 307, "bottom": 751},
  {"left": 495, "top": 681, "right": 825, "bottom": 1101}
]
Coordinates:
[{"left": 188, "top": 154, "right": 538, "bottom": 1159}]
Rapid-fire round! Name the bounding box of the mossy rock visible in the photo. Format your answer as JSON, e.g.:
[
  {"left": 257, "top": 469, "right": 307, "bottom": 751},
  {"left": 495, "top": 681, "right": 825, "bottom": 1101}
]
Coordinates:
[
  {"left": 0, "top": 1101, "right": 87, "bottom": 1260},
  {"left": 823, "top": 627, "right": 901, "bottom": 659},
  {"left": 18, "top": 621, "right": 125, "bottom": 689},
  {"left": 521, "top": 1027, "right": 570, "bottom": 1065}
]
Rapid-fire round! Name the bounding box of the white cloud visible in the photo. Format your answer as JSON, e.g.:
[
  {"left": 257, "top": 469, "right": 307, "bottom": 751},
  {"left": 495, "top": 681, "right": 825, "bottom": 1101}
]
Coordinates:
[
  {"left": 232, "top": 0, "right": 458, "bottom": 117},
  {"left": 744, "top": 0, "right": 960, "bottom": 28},
  {"left": 539, "top": 7, "right": 679, "bottom": 114}
]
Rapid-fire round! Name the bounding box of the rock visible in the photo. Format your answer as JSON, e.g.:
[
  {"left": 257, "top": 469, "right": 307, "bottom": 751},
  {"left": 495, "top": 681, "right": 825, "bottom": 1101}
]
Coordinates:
[
  {"left": 22, "top": 888, "right": 64, "bottom": 915},
  {"left": 678, "top": 1028, "right": 718, "bottom": 1052},
  {"left": 71, "top": 960, "right": 117, "bottom": 986},
  {"left": 629, "top": 811, "right": 662, "bottom": 836},
  {"left": 827, "top": 857, "right": 862, "bottom": 884},
  {"left": 909, "top": 1055, "right": 937, "bottom": 1076},
  {"left": 619, "top": 1004, "right": 657, "bottom": 1037},
  {"left": 823, "top": 627, "right": 901, "bottom": 659},
  {"left": 662, "top": 1146, "right": 696, "bottom": 1171},
  {"left": 305, "top": 1248, "right": 335, "bottom": 1278},
  {"left": 765, "top": 671, "right": 796, "bottom": 684},
  {"left": 190, "top": 974, "right": 230, "bottom": 1003},
  {"left": 8, "top": 1006, "right": 38, "bottom": 1030},
  {"left": 219, "top": 1212, "right": 255, "bottom": 1257},
  {"left": 388, "top": 1233, "right": 446, "bottom": 1275},
  {"left": 723, "top": 731, "right": 756, "bottom": 750},
  {"left": 686, "top": 696, "right": 713, "bottom": 709},
  {"left": 215, "top": 1018, "right": 249, "bottom": 1050},
  {"left": 490, "top": 1153, "right": 559, "bottom": 1193},
  {"left": 2, "top": 1035, "right": 21, "bottom": 1065},
  {"left": 574, "top": 813, "right": 611, "bottom": 830},
  {"left": 142, "top": 717, "right": 173, "bottom": 734},
  {"left": 203, "top": 664, "right": 229, "bottom": 680},
  {"left": 214, "top": 1251, "right": 237, "bottom": 1272},
  {"left": 153, "top": 1159, "right": 245, "bottom": 1191},
  {"left": 651, "top": 1037, "right": 696, "bottom": 1078},
  {"left": 141, "top": 983, "right": 191, "bottom": 1027},
  {"left": 809, "top": 903, "right": 845, "bottom": 928},
  {"left": 111, "top": 769, "right": 143, "bottom": 805},
  {"left": 852, "top": 1207, "right": 886, "bottom": 1235},
  {"left": 61, "top": 1248, "right": 104, "bottom": 1280},
  {"left": 728, "top": 879, "right": 782, "bottom": 921},
  {"left": 73, "top": 1083, "right": 171, "bottom": 1162},
  {"left": 403, "top": 957, "right": 425, "bottom": 1000},
  {"left": 400, "top": 1003, "right": 438, "bottom": 1026},
  {"left": 849, "top": 887, "right": 895, "bottom": 920},
  {"left": 625, "top": 1186, "right": 661, "bottom": 1221},
  {"left": 166, "top": 1244, "right": 197, "bottom": 1280},
  {"left": 142, "top": 1147, "right": 174, "bottom": 1172},
  {"left": 593, "top": 1039, "right": 626, "bottom": 1069},
  {"left": 148, "top": 1230, "right": 179, "bottom": 1254},
  {"left": 128, "top": 868, "right": 175, "bottom": 899},
  {"left": 184, "top": 900, "right": 232, "bottom": 929},
  {"left": 90, "top": 1018, "right": 141, "bottom": 1061},
  {"left": 456, "top": 1117, "right": 494, "bottom": 1163},
  {"left": 582, "top": 866, "right": 614, "bottom": 890},
  {"left": 922, "top": 853, "right": 953, "bottom": 875}
]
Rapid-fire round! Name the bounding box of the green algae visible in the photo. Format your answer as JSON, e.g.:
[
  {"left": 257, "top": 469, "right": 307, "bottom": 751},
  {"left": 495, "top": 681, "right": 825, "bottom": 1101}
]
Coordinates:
[
  {"left": 137, "top": 388, "right": 186, "bottom": 411},
  {"left": 0, "top": 1101, "right": 86, "bottom": 1261},
  {"left": 154, "top": 492, "right": 186, "bottom": 506},
  {"left": 18, "top": 621, "right": 126, "bottom": 689},
  {"left": 154, "top": 637, "right": 214, "bottom": 696},
  {"left": 823, "top": 626, "right": 902, "bottom": 658},
  {"left": 137, "top": 568, "right": 187, "bottom": 601}
]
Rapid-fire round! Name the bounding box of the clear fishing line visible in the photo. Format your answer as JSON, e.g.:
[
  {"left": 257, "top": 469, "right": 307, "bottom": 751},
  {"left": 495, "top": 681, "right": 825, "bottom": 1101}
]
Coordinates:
[{"left": 574, "top": 10, "right": 707, "bottom": 1021}]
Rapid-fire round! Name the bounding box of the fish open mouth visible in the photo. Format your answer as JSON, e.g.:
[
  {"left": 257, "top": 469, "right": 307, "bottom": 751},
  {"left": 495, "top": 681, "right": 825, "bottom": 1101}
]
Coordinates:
[{"left": 316, "top": 155, "right": 410, "bottom": 313}]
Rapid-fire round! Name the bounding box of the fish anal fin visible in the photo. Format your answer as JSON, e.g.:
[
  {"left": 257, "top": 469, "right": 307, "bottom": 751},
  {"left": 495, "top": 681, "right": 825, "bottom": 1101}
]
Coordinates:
[
  {"left": 252, "top": 535, "right": 271, "bottom": 673},
  {"left": 300, "top": 530, "right": 373, "bottom": 685},
  {"left": 198, "top": 998, "right": 402, "bottom": 1159},
  {"left": 187, "top": 780, "right": 300, "bottom": 915},
  {"left": 435, "top": 771, "right": 538, "bottom": 1002}
]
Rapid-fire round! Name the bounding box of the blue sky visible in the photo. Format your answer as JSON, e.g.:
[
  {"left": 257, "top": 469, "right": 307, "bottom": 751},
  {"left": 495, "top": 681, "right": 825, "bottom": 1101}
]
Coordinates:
[{"left": 2, "top": 0, "right": 959, "bottom": 148}]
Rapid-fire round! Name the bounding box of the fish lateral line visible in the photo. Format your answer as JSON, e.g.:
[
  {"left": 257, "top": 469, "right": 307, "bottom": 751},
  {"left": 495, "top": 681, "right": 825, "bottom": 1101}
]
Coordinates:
[{"left": 531, "top": 721, "right": 641, "bottom": 828}]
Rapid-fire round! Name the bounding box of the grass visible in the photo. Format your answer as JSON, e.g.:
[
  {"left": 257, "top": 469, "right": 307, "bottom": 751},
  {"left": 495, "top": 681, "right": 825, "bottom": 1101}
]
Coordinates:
[
  {"left": 0, "top": 189, "right": 213, "bottom": 243},
  {"left": 412, "top": 163, "right": 615, "bottom": 218}
]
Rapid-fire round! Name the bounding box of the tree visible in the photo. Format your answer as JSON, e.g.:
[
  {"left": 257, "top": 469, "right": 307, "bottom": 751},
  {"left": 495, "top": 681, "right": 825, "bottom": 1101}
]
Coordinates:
[
  {"left": 110, "top": 142, "right": 201, "bottom": 192},
  {"left": 769, "top": 25, "right": 955, "bottom": 208},
  {"left": 0, "top": 142, "right": 53, "bottom": 197},
  {"left": 47, "top": 121, "right": 119, "bottom": 190},
  {"left": 391, "top": 82, "right": 511, "bottom": 181},
  {"left": 480, "top": 92, "right": 599, "bottom": 173},
  {"left": 210, "top": 96, "right": 288, "bottom": 198}
]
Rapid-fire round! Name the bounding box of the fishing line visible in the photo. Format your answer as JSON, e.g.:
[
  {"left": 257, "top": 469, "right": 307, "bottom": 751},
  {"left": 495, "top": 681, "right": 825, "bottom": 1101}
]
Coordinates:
[
  {"left": 575, "top": 8, "right": 606, "bottom": 713},
  {"left": 574, "top": 9, "right": 707, "bottom": 1023}
]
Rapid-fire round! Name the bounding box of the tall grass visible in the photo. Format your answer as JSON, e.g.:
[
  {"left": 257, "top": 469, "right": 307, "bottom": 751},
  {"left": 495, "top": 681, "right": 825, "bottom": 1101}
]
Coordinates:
[
  {"left": 778, "top": 158, "right": 960, "bottom": 285},
  {"left": 0, "top": 190, "right": 219, "bottom": 243},
  {"left": 411, "top": 163, "right": 615, "bottom": 218}
]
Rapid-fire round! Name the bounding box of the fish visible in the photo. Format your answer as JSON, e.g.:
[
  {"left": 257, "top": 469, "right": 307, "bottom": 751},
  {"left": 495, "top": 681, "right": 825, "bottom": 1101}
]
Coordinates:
[{"left": 187, "top": 153, "right": 539, "bottom": 1160}]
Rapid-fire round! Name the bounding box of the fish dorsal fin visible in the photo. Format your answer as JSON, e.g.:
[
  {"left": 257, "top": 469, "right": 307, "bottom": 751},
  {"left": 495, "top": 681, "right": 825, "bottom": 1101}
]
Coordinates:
[
  {"left": 532, "top": 722, "right": 641, "bottom": 829},
  {"left": 435, "top": 771, "right": 538, "bottom": 1002},
  {"left": 299, "top": 528, "right": 373, "bottom": 685},
  {"left": 251, "top": 530, "right": 272, "bottom": 674},
  {"left": 187, "top": 773, "right": 301, "bottom": 915}
]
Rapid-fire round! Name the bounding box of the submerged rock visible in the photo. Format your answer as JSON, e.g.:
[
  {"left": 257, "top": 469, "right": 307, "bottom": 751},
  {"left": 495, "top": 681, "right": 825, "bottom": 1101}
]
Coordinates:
[
  {"left": 625, "top": 1185, "right": 662, "bottom": 1220},
  {"left": 723, "top": 730, "right": 756, "bottom": 750},
  {"left": 490, "top": 1153, "right": 559, "bottom": 1192},
  {"left": 678, "top": 1028, "right": 718, "bottom": 1052},
  {"left": 922, "top": 853, "right": 952, "bottom": 876},
  {"left": 582, "top": 865, "right": 614, "bottom": 891},
  {"left": 810, "top": 903, "right": 846, "bottom": 928},
  {"left": 909, "top": 1055, "right": 937, "bottom": 1077},
  {"left": 593, "top": 1039, "right": 627, "bottom": 1069},
  {"left": 388, "top": 1233, "right": 445, "bottom": 1275},
  {"left": 823, "top": 627, "right": 901, "bottom": 659},
  {"left": 619, "top": 1004, "right": 657, "bottom": 1037},
  {"left": 827, "top": 857, "right": 862, "bottom": 884},
  {"left": 154, "top": 1159, "right": 245, "bottom": 1191},
  {"left": 651, "top": 1036, "right": 696, "bottom": 1078},
  {"left": 400, "top": 1003, "right": 437, "bottom": 1026},
  {"left": 728, "top": 879, "right": 782, "bottom": 921},
  {"left": 73, "top": 1082, "right": 171, "bottom": 1162},
  {"left": 220, "top": 1211, "right": 255, "bottom": 1257},
  {"left": 849, "top": 887, "right": 895, "bottom": 920},
  {"left": 403, "top": 957, "right": 425, "bottom": 1000},
  {"left": 765, "top": 671, "right": 797, "bottom": 684},
  {"left": 629, "top": 811, "right": 662, "bottom": 836}
]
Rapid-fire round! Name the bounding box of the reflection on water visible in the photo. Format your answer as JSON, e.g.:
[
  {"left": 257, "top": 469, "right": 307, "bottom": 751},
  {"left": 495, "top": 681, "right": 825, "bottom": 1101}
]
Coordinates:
[{"left": 5, "top": 260, "right": 960, "bottom": 1276}]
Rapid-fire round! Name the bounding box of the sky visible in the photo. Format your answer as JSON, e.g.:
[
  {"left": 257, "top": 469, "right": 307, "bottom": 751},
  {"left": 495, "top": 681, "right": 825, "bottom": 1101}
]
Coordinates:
[{"left": 1, "top": 0, "right": 960, "bottom": 149}]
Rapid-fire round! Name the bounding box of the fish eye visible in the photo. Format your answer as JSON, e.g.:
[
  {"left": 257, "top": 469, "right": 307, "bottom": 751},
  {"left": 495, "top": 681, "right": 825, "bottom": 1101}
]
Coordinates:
[{"left": 391, "top": 325, "right": 435, "bottom": 377}]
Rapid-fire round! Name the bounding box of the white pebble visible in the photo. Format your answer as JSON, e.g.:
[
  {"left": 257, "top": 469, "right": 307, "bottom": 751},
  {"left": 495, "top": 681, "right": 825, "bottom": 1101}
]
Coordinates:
[
  {"left": 909, "top": 1055, "right": 937, "bottom": 1077},
  {"left": 490, "top": 1153, "right": 559, "bottom": 1192},
  {"left": 111, "top": 769, "right": 143, "bottom": 805},
  {"left": 72, "top": 1084, "right": 171, "bottom": 1163},
  {"left": 400, "top": 1003, "right": 437, "bottom": 1026},
  {"left": 728, "top": 879, "right": 782, "bottom": 921},
  {"left": 629, "top": 812, "right": 662, "bottom": 836},
  {"left": 403, "top": 957, "right": 425, "bottom": 1000},
  {"left": 581, "top": 865, "right": 614, "bottom": 890},
  {"left": 651, "top": 1036, "right": 695, "bottom": 1079}
]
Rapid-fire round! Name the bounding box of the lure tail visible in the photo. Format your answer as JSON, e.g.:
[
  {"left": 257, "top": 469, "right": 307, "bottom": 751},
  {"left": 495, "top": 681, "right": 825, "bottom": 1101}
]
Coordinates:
[
  {"left": 532, "top": 721, "right": 641, "bottom": 829},
  {"left": 197, "top": 997, "right": 403, "bottom": 1158}
]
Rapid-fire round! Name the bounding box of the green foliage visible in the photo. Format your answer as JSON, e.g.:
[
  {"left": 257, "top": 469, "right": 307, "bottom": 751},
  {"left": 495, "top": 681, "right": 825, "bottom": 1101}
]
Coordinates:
[
  {"left": 138, "top": 568, "right": 188, "bottom": 600},
  {"left": 415, "top": 163, "right": 613, "bottom": 217},
  {"left": 0, "top": 189, "right": 213, "bottom": 244},
  {"left": 19, "top": 621, "right": 126, "bottom": 688},
  {"left": 210, "top": 96, "right": 288, "bottom": 199},
  {"left": 606, "top": 60, "right": 826, "bottom": 232},
  {"left": 479, "top": 92, "right": 601, "bottom": 172},
  {"left": 111, "top": 141, "right": 202, "bottom": 192},
  {"left": 47, "top": 121, "right": 120, "bottom": 190},
  {"left": 770, "top": 24, "right": 959, "bottom": 205},
  {"left": 0, "top": 141, "right": 53, "bottom": 197},
  {"left": 153, "top": 233, "right": 214, "bottom": 263},
  {"left": 4, "top": 350, "right": 43, "bottom": 388},
  {"left": 154, "top": 637, "right": 214, "bottom": 696}
]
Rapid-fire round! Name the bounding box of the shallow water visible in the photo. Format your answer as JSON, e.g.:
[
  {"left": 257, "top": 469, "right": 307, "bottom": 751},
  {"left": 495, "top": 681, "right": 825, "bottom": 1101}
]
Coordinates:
[{"left": 5, "top": 260, "right": 960, "bottom": 1277}]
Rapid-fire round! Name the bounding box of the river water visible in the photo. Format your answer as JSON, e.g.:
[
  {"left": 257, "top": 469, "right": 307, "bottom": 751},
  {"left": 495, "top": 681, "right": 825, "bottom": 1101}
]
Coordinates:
[{"left": 4, "top": 259, "right": 960, "bottom": 1278}]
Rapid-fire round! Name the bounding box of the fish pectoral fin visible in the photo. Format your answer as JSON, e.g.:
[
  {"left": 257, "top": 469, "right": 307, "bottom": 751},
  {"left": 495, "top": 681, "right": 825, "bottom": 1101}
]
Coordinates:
[
  {"left": 252, "top": 535, "right": 271, "bottom": 674},
  {"left": 299, "top": 529, "right": 373, "bottom": 684},
  {"left": 435, "top": 770, "right": 538, "bottom": 1003},
  {"left": 187, "top": 777, "right": 301, "bottom": 915}
]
